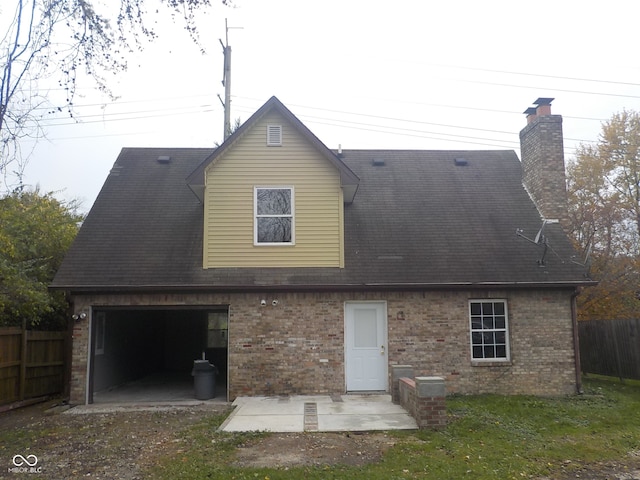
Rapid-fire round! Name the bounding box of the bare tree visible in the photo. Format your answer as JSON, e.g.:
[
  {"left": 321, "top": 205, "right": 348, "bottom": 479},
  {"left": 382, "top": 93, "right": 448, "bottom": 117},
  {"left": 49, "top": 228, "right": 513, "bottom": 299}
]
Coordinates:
[{"left": 1, "top": 0, "right": 225, "bottom": 191}]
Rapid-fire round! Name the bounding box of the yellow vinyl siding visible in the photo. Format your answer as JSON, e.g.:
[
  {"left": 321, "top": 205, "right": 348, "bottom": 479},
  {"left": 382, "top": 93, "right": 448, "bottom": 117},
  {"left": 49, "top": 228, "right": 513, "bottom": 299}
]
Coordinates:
[{"left": 204, "top": 110, "right": 344, "bottom": 268}]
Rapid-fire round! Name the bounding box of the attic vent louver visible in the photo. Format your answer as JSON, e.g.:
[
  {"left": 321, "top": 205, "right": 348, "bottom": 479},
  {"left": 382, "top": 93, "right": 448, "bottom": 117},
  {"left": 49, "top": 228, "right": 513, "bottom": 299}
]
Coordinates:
[
  {"left": 454, "top": 158, "right": 468, "bottom": 166},
  {"left": 157, "top": 155, "right": 171, "bottom": 164},
  {"left": 372, "top": 158, "right": 385, "bottom": 166},
  {"left": 267, "top": 125, "right": 282, "bottom": 146}
]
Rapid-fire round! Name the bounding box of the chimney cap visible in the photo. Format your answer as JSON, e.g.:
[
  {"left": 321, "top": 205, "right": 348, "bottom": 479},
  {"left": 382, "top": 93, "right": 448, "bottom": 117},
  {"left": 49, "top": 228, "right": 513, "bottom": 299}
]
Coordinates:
[
  {"left": 533, "top": 97, "right": 554, "bottom": 106},
  {"left": 523, "top": 107, "right": 537, "bottom": 115}
]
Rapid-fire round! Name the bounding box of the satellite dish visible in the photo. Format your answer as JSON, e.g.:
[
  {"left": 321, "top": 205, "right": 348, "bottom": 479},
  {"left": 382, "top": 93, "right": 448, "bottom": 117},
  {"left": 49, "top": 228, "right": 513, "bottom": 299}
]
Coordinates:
[
  {"left": 517, "top": 219, "right": 549, "bottom": 245},
  {"left": 516, "top": 219, "right": 562, "bottom": 265},
  {"left": 572, "top": 241, "right": 593, "bottom": 268},
  {"left": 533, "top": 220, "right": 547, "bottom": 244}
]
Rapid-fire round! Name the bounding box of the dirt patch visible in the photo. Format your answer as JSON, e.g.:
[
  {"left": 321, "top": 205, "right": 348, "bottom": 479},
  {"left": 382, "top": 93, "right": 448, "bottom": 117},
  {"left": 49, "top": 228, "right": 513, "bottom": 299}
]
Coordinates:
[
  {"left": 0, "top": 399, "right": 229, "bottom": 480},
  {"left": 541, "top": 457, "right": 640, "bottom": 480},
  {"left": 233, "top": 431, "right": 397, "bottom": 468},
  {"left": 0, "top": 399, "right": 394, "bottom": 478},
  {"left": 2, "top": 399, "right": 640, "bottom": 479}
]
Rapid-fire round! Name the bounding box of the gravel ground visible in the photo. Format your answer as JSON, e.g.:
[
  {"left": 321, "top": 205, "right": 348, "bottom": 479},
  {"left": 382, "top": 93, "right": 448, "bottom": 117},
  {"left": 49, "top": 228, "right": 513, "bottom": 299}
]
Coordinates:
[
  {"left": 0, "top": 399, "right": 229, "bottom": 479},
  {"left": 1, "top": 398, "right": 639, "bottom": 479},
  {"left": 0, "top": 398, "right": 394, "bottom": 479}
]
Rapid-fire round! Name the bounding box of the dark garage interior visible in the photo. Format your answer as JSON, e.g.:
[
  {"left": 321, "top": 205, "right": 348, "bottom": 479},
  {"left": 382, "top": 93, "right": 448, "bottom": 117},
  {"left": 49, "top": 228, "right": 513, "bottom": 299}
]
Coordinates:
[{"left": 89, "top": 307, "right": 228, "bottom": 403}]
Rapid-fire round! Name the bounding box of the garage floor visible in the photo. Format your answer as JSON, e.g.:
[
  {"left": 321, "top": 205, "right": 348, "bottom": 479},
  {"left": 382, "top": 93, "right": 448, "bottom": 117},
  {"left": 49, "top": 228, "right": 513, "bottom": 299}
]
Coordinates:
[{"left": 92, "top": 372, "right": 227, "bottom": 404}]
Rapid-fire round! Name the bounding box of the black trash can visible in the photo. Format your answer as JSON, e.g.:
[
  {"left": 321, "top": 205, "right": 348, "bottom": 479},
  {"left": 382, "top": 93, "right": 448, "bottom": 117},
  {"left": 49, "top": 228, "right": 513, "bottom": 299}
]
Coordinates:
[{"left": 192, "top": 360, "right": 217, "bottom": 400}]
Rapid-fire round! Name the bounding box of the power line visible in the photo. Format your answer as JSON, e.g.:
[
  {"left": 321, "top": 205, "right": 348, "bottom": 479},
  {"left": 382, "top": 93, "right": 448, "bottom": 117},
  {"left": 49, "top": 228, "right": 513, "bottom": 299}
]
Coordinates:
[
  {"left": 38, "top": 105, "right": 218, "bottom": 127},
  {"left": 32, "top": 96, "right": 595, "bottom": 153},
  {"left": 27, "top": 92, "right": 218, "bottom": 113},
  {"left": 230, "top": 104, "right": 587, "bottom": 154},
  {"left": 30, "top": 67, "right": 635, "bottom": 126},
  {"left": 452, "top": 78, "right": 640, "bottom": 100},
  {"left": 232, "top": 99, "right": 597, "bottom": 145},
  {"left": 428, "top": 62, "right": 640, "bottom": 88},
  {"left": 25, "top": 62, "right": 635, "bottom": 137},
  {"left": 18, "top": 68, "right": 631, "bottom": 151},
  {"left": 41, "top": 61, "right": 640, "bottom": 91}
]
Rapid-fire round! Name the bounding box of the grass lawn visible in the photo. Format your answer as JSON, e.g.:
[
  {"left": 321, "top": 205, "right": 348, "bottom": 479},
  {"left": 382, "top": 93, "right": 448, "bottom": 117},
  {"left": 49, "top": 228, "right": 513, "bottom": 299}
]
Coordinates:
[{"left": 148, "top": 376, "right": 640, "bottom": 479}]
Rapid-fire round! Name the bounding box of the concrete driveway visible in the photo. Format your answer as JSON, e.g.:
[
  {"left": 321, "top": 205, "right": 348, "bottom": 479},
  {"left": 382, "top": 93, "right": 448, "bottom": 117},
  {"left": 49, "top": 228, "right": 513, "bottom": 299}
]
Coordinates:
[{"left": 219, "top": 394, "right": 418, "bottom": 432}]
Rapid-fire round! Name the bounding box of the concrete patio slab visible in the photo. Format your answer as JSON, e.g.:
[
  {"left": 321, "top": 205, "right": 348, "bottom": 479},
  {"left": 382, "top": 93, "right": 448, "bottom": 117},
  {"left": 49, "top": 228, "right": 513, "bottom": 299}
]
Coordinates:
[
  {"left": 220, "top": 394, "right": 418, "bottom": 433},
  {"left": 318, "top": 413, "right": 417, "bottom": 432}
]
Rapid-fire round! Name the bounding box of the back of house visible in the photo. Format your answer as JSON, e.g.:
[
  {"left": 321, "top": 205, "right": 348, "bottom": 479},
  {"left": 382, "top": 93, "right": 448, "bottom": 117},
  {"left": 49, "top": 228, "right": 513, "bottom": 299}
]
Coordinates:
[{"left": 51, "top": 97, "right": 593, "bottom": 404}]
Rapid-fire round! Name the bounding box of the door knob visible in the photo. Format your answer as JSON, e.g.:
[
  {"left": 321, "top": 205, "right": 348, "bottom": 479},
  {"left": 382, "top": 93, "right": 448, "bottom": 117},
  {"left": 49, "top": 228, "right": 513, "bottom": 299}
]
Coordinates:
[{"left": 380, "top": 345, "right": 385, "bottom": 355}]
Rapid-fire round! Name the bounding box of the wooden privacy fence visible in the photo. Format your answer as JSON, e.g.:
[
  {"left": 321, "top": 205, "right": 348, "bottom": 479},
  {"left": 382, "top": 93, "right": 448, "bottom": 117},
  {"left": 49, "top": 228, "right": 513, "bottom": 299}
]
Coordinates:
[
  {"left": 0, "top": 324, "right": 67, "bottom": 406},
  {"left": 579, "top": 319, "right": 640, "bottom": 381}
]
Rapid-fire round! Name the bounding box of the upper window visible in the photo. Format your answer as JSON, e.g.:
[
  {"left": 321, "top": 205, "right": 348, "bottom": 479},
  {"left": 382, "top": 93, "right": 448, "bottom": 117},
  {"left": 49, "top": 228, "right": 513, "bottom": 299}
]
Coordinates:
[
  {"left": 266, "top": 125, "right": 282, "bottom": 146},
  {"left": 255, "top": 187, "right": 294, "bottom": 245},
  {"left": 469, "top": 300, "right": 510, "bottom": 361}
]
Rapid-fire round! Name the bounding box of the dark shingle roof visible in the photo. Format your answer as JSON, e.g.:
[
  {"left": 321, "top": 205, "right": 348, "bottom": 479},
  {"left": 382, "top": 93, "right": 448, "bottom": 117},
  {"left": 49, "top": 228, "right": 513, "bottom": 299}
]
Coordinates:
[
  {"left": 51, "top": 146, "right": 591, "bottom": 292},
  {"left": 341, "top": 149, "right": 585, "bottom": 285}
]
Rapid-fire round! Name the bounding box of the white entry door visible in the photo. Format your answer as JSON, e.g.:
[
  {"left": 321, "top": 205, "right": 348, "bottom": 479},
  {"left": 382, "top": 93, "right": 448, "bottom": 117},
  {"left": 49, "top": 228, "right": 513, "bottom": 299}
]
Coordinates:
[{"left": 345, "top": 302, "right": 388, "bottom": 391}]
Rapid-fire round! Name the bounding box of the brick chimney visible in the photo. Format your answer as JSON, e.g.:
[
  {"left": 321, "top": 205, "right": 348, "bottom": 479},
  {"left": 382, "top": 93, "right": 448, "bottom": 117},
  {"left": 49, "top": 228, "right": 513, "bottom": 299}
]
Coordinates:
[{"left": 519, "top": 98, "right": 568, "bottom": 228}]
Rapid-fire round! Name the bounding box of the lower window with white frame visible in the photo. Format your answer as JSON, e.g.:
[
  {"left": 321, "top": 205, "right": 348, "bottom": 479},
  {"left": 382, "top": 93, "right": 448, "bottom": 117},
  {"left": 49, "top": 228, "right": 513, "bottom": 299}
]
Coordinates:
[{"left": 469, "top": 300, "right": 509, "bottom": 361}]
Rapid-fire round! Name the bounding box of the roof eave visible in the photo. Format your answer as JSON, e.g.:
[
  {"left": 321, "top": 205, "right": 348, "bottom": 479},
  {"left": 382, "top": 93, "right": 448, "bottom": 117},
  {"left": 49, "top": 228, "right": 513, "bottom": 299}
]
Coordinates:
[{"left": 50, "top": 279, "right": 597, "bottom": 295}]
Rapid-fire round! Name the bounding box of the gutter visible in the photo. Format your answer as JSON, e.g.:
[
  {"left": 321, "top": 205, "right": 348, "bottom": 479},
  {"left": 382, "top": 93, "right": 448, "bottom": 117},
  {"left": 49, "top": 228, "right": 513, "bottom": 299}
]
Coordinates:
[
  {"left": 50, "top": 280, "right": 598, "bottom": 295},
  {"left": 571, "top": 288, "right": 583, "bottom": 394}
]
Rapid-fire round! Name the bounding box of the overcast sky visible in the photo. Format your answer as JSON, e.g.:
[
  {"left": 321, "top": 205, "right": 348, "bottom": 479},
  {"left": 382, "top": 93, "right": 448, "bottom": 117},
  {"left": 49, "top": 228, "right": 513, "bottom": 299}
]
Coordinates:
[{"left": 20, "top": 0, "right": 640, "bottom": 212}]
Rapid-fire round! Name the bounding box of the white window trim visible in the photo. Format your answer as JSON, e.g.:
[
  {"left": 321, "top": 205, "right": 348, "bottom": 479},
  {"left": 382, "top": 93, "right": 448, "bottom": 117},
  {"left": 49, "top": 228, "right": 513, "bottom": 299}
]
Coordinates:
[
  {"left": 254, "top": 186, "right": 295, "bottom": 246},
  {"left": 468, "top": 299, "right": 510, "bottom": 363}
]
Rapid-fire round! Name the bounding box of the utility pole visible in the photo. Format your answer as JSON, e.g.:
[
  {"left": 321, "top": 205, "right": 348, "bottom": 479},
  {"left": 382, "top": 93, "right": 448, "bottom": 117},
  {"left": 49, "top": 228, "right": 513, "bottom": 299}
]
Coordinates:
[{"left": 218, "top": 19, "right": 232, "bottom": 141}]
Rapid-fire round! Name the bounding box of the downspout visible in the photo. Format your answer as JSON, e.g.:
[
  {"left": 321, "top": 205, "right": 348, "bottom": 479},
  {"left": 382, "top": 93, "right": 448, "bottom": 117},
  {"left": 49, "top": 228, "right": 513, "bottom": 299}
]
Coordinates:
[{"left": 571, "top": 288, "right": 583, "bottom": 394}]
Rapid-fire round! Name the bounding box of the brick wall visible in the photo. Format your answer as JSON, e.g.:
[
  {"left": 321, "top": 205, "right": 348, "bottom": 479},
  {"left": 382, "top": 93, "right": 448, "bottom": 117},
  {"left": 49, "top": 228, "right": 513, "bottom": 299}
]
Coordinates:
[
  {"left": 228, "top": 292, "right": 346, "bottom": 398},
  {"left": 398, "top": 377, "right": 447, "bottom": 430},
  {"left": 387, "top": 289, "right": 576, "bottom": 396},
  {"left": 68, "top": 288, "right": 577, "bottom": 404},
  {"left": 69, "top": 297, "right": 92, "bottom": 404}
]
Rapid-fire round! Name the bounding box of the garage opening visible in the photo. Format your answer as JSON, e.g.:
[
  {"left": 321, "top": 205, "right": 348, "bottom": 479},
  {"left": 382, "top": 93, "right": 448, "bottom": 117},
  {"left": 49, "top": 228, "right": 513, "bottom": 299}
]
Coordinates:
[{"left": 89, "top": 307, "right": 228, "bottom": 404}]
